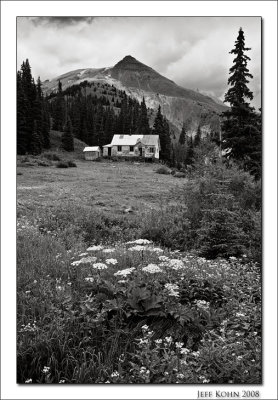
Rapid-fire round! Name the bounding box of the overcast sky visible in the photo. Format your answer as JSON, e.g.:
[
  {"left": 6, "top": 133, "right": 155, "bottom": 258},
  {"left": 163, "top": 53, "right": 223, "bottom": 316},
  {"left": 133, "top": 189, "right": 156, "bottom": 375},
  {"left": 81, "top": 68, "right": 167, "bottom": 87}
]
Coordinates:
[{"left": 17, "top": 16, "right": 261, "bottom": 108}]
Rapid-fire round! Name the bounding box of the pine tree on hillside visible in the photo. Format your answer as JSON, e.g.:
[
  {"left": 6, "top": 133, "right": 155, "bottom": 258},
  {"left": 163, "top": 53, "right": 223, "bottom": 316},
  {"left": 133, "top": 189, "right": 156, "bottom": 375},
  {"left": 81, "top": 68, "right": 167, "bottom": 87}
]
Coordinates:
[
  {"left": 17, "top": 72, "right": 28, "bottom": 154},
  {"left": 41, "top": 102, "right": 51, "bottom": 148},
  {"left": 185, "top": 136, "right": 194, "bottom": 166},
  {"left": 52, "top": 80, "right": 65, "bottom": 131},
  {"left": 222, "top": 27, "right": 261, "bottom": 178},
  {"left": 179, "top": 125, "right": 186, "bottom": 145},
  {"left": 62, "top": 117, "right": 74, "bottom": 151},
  {"left": 153, "top": 105, "right": 171, "bottom": 161},
  {"left": 137, "top": 97, "right": 150, "bottom": 135},
  {"left": 20, "top": 60, "right": 35, "bottom": 152},
  {"left": 29, "top": 121, "right": 42, "bottom": 155},
  {"left": 194, "top": 125, "right": 201, "bottom": 146}
]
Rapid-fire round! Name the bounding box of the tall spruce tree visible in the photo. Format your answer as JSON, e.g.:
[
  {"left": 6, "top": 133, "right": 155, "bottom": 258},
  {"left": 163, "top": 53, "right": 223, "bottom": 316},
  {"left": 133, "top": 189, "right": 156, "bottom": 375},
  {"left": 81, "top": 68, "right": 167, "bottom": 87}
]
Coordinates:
[
  {"left": 179, "top": 124, "right": 186, "bottom": 145},
  {"left": 52, "top": 80, "right": 64, "bottom": 131},
  {"left": 153, "top": 105, "right": 171, "bottom": 161},
  {"left": 222, "top": 27, "right": 261, "bottom": 178},
  {"left": 62, "top": 117, "right": 74, "bottom": 151},
  {"left": 17, "top": 71, "right": 28, "bottom": 154},
  {"left": 194, "top": 125, "right": 201, "bottom": 146},
  {"left": 137, "top": 97, "right": 150, "bottom": 135}
]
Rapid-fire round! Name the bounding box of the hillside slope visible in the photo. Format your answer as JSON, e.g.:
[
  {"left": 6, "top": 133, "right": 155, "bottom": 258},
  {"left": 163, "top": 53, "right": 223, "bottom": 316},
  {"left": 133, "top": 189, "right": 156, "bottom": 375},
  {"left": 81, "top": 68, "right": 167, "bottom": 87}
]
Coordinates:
[{"left": 43, "top": 56, "right": 227, "bottom": 134}]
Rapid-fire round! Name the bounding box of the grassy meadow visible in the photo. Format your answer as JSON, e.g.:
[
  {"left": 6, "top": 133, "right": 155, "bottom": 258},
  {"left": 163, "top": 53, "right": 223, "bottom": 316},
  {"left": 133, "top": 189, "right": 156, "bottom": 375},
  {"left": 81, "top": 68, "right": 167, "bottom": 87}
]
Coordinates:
[{"left": 17, "top": 147, "right": 261, "bottom": 384}]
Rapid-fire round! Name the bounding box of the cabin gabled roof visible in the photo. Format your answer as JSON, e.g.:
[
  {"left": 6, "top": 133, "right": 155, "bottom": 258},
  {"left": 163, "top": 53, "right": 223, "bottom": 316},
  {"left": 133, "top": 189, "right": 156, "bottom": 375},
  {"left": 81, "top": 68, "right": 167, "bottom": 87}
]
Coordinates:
[
  {"left": 109, "top": 135, "right": 143, "bottom": 146},
  {"left": 103, "top": 134, "right": 161, "bottom": 149},
  {"left": 83, "top": 146, "right": 101, "bottom": 152}
]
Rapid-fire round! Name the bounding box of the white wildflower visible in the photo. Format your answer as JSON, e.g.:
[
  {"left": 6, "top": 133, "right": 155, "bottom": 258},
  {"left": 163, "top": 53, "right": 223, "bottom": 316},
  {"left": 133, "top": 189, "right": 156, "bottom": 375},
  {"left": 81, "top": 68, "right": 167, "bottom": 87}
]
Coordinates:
[
  {"left": 165, "top": 283, "right": 180, "bottom": 297},
  {"left": 85, "top": 277, "right": 94, "bottom": 283},
  {"left": 105, "top": 258, "right": 118, "bottom": 265},
  {"left": 114, "top": 267, "right": 135, "bottom": 277},
  {"left": 79, "top": 256, "right": 98, "bottom": 264},
  {"left": 93, "top": 263, "right": 108, "bottom": 270},
  {"left": 25, "top": 378, "right": 32, "bottom": 383},
  {"left": 168, "top": 259, "right": 185, "bottom": 270},
  {"left": 59, "top": 379, "right": 65, "bottom": 383},
  {"left": 42, "top": 366, "right": 50, "bottom": 374},
  {"left": 158, "top": 255, "right": 170, "bottom": 261},
  {"left": 142, "top": 264, "right": 163, "bottom": 274},
  {"left": 180, "top": 347, "right": 190, "bottom": 355},
  {"left": 126, "top": 239, "right": 152, "bottom": 245},
  {"left": 155, "top": 339, "right": 163, "bottom": 345},
  {"left": 111, "top": 371, "right": 120, "bottom": 378},
  {"left": 25, "top": 290, "right": 31, "bottom": 294},
  {"left": 195, "top": 300, "right": 210, "bottom": 310},
  {"left": 87, "top": 245, "right": 103, "bottom": 251},
  {"left": 236, "top": 312, "right": 245, "bottom": 317},
  {"left": 71, "top": 260, "right": 81, "bottom": 266},
  {"left": 164, "top": 336, "right": 173, "bottom": 343},
  {"left": 175, "top": 342, "right": 184, "bottom": 348},
  {"left": 177, "top": 373, "right": 185, "bottom": 379},
  {"left": 102, "top": 248, "right": 115, "bottom": 253},
  {"left": 203, "top": 378, "right": 210, "bottom": 383},
  {"left": 141, "top": 324, "right": 149, "bottom": 331},
  {"left": 192, "top": 351, "right": 200, "bottom": 357},
  {"left": 149, "top": 247, "right": 163, "bottom": 253},
  {"left": 79, "top": 252, "right": 88, "bottom": 257}
]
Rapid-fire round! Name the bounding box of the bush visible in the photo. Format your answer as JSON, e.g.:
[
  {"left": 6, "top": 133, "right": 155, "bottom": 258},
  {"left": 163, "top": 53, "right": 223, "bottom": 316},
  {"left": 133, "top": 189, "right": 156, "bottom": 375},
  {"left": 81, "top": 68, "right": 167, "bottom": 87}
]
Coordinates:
[
  {"left": 156, "top": 165, "right": 171, "bottom": 175},
  {"left": 37, "top": 160, "right": 51, "bottom": 167},
  {"left": 56, "top": 162, "right": 69, "bottom": 169},
  {"left": 43, "top": 153, "right": 61, "bottom": 161},
  {"left": 67, "top": 160, "right": 77, "bottom": 168},
  {"left": 173, "top": 171, "right": 186, "bottom": 178}
]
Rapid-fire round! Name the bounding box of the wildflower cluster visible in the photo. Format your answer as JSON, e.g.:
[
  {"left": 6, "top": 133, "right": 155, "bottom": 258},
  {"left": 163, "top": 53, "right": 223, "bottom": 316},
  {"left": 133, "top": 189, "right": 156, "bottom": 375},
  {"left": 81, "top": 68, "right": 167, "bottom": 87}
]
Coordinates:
[{"left": 142, "top": 264, "right": 163, "bottom": 274}]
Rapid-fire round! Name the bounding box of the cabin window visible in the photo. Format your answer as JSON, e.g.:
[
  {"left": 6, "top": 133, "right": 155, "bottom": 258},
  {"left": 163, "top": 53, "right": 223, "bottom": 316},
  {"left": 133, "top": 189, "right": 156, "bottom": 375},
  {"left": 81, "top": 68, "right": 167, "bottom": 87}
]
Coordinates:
[
  {"left": 119, "top": 135, "right": 124, "bottom": 139},
  {"left": 149, "top": 147, "right": 155, "bottom": 153},
  {"left": 130, "top": 146, "right": 134, "bottom": 152},
  {"left": 117, "top": 146, "right": 122, "bottom": 152}
]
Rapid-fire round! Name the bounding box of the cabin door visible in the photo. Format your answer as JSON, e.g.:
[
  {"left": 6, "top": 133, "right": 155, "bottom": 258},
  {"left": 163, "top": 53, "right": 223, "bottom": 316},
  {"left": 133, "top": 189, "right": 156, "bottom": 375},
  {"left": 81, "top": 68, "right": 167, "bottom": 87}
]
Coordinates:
[
  {"left": 108, "top": 148, "right": 111, "bottom": 156},
  {"left": 139, "top": 148, "right": 143, "bottom": 157}
]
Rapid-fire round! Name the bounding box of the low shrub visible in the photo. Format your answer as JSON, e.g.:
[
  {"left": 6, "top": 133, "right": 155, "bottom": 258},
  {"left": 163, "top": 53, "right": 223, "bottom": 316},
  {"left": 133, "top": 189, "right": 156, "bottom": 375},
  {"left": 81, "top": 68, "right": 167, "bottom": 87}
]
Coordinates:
[
  {"left": 155, "top": 165, "right": 171, "bottom": 175},
  {"left": 173, "top": 171, "right": 186, "bottom": 178},
  {"left": 37, "top": 160, "right": 51, "bottom": 167},
  {"left": 43, "top": 152, "right": 61, "bottom": 161},
  {"left": 56, "top": 162, "right": 69, "bottom": 169},
  {"left": 67, "top": 160, "right": 77, "bottom": 168}
]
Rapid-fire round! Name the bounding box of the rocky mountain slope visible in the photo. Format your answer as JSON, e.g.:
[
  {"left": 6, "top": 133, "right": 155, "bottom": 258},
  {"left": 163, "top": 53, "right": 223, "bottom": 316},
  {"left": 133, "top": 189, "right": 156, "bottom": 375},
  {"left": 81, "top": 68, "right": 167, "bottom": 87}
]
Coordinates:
[{"left": 42, "top": 55, "right": 227, "bottom": 134}]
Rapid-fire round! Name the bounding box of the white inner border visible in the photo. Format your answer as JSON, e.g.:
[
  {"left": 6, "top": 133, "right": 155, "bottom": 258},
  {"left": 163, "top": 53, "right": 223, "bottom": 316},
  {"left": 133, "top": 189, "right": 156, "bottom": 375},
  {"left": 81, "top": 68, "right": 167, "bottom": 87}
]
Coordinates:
[{"left": 1, "top": 1, "right": 277, "bottom": 399}]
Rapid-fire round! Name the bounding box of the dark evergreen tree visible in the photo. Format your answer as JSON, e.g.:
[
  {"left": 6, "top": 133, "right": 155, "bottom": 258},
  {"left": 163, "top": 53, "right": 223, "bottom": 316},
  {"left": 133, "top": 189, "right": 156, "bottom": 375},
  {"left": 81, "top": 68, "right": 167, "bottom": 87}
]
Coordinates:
[
  {"left": 62, "top": 117, "right": 74, "bottom": 151},
  {"left": 153, "top": 106, "right": 171, "bottom": 161},
  {"left": 194, "top": 125, "right": 201, "bottom": 146},
  {"left": 222, "top": 27, "right": 261, "bottom": 178},
  {"left": 17, "top": 72, "right": 28, "bottom": 154},
  {"left": 137, "top": 97, "right": 150, "bottom": 135},
  {"left": 29, "top": 121, "right": 42, "bottom": 155},
  {"left": 179, "top": 124, "right": 186, "bottom": 145},
  {"left": 52, "top": 80, "right": 64, "bottom": 131},
  {"left": 185, "top": 136, "right": 194, "bottom": 166}
]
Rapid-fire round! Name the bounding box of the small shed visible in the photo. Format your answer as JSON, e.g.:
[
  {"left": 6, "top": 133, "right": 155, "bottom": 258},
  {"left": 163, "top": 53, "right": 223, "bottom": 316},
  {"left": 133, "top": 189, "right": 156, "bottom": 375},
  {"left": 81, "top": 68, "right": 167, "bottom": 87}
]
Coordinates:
[{"left": 83, "top": 146, "right": 101, "bottom": 160}]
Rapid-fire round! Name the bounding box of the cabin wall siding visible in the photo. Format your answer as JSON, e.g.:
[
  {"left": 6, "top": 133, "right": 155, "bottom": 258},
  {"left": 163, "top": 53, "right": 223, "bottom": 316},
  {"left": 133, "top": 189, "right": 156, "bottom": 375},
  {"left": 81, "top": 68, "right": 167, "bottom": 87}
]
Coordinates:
[{"left": 84, "top": 151, "right": 100, "bottom": 160}]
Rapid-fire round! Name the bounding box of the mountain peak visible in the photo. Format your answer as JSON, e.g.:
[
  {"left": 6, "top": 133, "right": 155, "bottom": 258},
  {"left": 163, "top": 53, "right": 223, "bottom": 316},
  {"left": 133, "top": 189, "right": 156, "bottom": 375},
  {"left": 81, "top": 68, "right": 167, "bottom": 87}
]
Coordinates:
[
  {"left": 121, "top": 55, "right": 138, "bottom": 63},
  {"left": 113, "top": 55, "right": 149, "bottom": 71}
]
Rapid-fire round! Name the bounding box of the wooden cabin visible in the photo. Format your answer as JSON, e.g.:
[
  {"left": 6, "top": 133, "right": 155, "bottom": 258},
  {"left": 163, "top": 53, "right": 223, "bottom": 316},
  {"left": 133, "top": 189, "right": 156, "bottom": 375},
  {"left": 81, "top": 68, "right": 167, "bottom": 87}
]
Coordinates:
[
  {"left": 103, "top": 135, "right": 160, "bottom": 159},
  {"left": 83, "top": 146, "right": 101, "bottom": 160}
]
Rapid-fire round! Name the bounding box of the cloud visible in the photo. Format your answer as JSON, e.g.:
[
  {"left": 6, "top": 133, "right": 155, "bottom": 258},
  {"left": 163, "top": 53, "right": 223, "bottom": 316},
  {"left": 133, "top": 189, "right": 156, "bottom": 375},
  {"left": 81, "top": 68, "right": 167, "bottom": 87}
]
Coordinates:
[{"left": 17, "top": 16, "right": 261, "bottom": 108}]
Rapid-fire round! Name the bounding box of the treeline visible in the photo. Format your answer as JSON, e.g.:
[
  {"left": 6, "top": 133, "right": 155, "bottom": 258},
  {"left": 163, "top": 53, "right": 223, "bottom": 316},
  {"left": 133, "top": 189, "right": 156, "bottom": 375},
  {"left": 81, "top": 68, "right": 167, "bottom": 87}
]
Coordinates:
[
  {"left": 17, "top": 59, "right": 51, "bottom": 155},
  {"left": 49, "top": 79, "right": 172, "bottom": 160}
]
